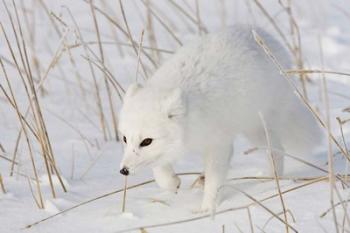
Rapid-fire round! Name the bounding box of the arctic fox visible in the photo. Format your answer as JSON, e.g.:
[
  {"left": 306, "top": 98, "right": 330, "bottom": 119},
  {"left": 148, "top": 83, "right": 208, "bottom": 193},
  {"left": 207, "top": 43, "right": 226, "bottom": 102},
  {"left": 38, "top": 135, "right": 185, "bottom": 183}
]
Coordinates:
[{"left": 118, "top": 25, "right": 322, "bottom": 212}]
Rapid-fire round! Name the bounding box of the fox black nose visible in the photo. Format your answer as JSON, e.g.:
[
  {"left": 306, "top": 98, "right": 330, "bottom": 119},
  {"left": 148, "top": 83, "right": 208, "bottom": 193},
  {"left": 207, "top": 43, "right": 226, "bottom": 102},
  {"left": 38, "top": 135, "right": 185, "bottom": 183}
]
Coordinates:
[{"left": 120, "top": 167, "right": 129, "bottom": 176}]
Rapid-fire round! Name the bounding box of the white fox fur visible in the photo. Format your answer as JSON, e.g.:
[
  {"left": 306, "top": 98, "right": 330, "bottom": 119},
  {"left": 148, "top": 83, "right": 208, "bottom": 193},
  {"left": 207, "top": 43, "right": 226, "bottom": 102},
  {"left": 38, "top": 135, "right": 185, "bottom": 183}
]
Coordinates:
[{"left": 118, "top": 25, "right": 322, "bottom": 212}]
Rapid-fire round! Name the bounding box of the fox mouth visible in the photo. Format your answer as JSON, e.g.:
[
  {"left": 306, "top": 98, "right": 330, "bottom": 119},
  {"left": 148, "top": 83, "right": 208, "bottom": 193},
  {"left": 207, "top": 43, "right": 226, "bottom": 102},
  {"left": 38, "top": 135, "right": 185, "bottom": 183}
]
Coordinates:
[
  {"left": 134, "top": 159, "right": 157, "bottom": 172},
  {"left": 126, "top": 154, "right": 162, "bottom": 174}
]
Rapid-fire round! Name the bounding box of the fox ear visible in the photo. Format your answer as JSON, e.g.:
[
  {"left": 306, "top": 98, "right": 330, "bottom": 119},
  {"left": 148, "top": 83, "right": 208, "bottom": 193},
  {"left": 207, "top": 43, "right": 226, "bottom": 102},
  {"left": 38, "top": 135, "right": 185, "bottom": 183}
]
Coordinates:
[
  {"left": 162, "top": 88, "right": 186, "bottom": 119},
  {"left": 124, "top": 83, "right": 142, "bottom": 99}
]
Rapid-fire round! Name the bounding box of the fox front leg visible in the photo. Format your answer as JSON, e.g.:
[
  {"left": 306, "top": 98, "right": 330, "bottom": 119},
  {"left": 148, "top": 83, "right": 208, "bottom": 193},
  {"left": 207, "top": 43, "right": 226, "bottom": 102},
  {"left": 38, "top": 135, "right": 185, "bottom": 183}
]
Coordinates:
[
  {"left": 200, "top": 143, "right": 233, "bottom": 212},
  {"left": 153, "top": 164, "right": 181, "bottom": 193}
]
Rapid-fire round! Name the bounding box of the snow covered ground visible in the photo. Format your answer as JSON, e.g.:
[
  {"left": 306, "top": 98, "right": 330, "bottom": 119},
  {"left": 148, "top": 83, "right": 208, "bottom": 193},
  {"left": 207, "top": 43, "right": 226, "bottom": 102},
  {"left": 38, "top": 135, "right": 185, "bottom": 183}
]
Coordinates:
[{"left": 1, "top": 1, "right": 350, "bottom": 232}]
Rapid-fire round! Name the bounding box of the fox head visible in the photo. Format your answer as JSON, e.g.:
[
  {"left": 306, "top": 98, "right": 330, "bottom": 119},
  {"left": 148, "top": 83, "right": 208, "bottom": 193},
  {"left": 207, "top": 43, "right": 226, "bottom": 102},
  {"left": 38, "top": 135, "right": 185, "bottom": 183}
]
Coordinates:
[{"left": 118, "top": 83, "right": 186, "bottom": 175}]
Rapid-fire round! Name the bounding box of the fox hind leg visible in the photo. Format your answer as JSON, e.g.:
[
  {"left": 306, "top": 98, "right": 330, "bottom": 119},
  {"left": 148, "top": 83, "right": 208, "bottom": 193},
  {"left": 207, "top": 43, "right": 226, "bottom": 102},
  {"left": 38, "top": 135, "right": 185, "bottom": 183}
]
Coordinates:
[{"left": 246, "top": 130, "right": 285, "bottom": 177}]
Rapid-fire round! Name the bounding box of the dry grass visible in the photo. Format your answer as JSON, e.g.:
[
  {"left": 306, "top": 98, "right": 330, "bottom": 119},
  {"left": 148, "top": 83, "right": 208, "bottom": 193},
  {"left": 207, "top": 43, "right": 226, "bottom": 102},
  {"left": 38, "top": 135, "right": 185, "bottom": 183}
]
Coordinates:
[
  {"left": 0, "top": 0, "right": 349, "bottom": 232},
  {"left": 0, "top": 172, "right": 6, "bottom": 193},
  {"left": 259, "top": 112, "right": 290, "bottom": 233},
  {"left": 1, "top": 0, "right": 68, "bottom": 209},
  {"left": 121, "top": 176, "right": 128, "bottom": 213},
  {"left": 253, "top": 29, "right": 350, "bottom": 232}
]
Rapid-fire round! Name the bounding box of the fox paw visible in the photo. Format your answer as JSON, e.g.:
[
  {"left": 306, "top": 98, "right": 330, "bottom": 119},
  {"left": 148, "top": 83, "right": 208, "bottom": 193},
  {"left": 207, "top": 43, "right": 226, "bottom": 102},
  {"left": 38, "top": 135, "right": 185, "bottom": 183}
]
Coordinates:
[
  {"left": 192, "top": 199, "right": 216, "bottom": 214},
  {"left": 192, "top": 207, "right": 209, "bottom": 214},
  {"left": 192, "top": 209, "right": 207, "bottom": 214},
  {"left": 190, "top": 175, "right": 205, "bottom": 189},
  {"left": 157, "top": 175, "right": 181, "bottom": 193}
]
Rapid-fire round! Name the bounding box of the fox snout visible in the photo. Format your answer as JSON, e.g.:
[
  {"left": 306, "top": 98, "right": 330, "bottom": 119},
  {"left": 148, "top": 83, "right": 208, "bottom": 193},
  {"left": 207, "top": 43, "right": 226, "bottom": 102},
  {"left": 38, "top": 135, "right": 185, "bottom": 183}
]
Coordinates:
[{"left": 120, "top": 167, "right": 129, "bottom": 176}]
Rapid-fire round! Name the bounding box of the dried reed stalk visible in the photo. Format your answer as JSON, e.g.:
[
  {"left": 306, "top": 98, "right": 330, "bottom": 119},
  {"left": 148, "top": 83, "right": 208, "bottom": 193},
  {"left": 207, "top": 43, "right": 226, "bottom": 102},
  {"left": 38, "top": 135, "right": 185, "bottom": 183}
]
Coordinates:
[
  {"left": 247, "top": 207, "right": 255, "bottom": 233},
  {"left": 337, "top": 117, "right": 350, "bottom": 186},
  {"left": 2, "top": 0, "right": 67, "bottom": 201},
  {"left": 119, "top": 0, "right": 149, "bottom": 79},
  {"left": 0, "top": 173, "right": 6, "bottom": 193},
  {"left": 135, "top": 30, "right": 145, "bottom": 82},
  {"left": 121, "top": 176, "right": 128, "bottom": 212},
  {"left": 245, "top": 146, "right": 348, "bottom": 187},
  {"left": 45, "top": 108, "right": 95, "bottom": 147},
  {"left": 232, "top": 186, "right": 297, "bottom": 233},
  {"left": 0, "top": 153, "right": 18, "bottom": 165},
  {"left": 286, "top": 69, "right": 350, "bottom": 78},
  {"left": 145, "top": 0, "right": 160, "bottom": 63},
  {"left": 259, "top": 112, "right": 290, "bottom": 233},
  {"left": 0, "top": 83, "right": 38, "bottom": 139},
  {"left": 319, "top": 36, "right": 340, "bottom": 233},
  {"left": 37, "top": 0, "right": 62, "bottom": 37},
  {"left": 20, "top": 1, "right": 42, "bottom": 86},
  {"left": 254, "top": 30, "right": 350, "bottom": 231},
  {"left": 279, "top": 0, "right": 309, "bottom": 100},
  {"left": 117, "top": 177, "right": 325, "bottom": 233},
  {"left": 320, "top": 199, "right": 350, "bottom": 218},
  {"left": 64, "top": 6, "right": 110, "bottom": 141},
  {"left": 90, "top": 0, "right": 119, "bottom": 141},
  {"left": 262, "top": 209, "right": 296, "bottom": 231},
  {"left": 84, "top": 0, "right": 158, "bottom": 68},
  {"left": 25, "top": 178, "right": 157, "bottom": 228},
  {"left": 48, "top": 11, "right": 88, "bottom": 99},
  {"left": 194, "top": 0, "right": 202, "bottom": 35},
  {"left": 81, "top": 56, "right": 124, "bottom": 96},
  {"left": 0, "top": 143, "right": 5, "bottom": 153},
  {"left": 252, "top": 30, "right": 350, "bottom": 162},
  {"left": 0, "top": 46, "right": 44, "bottom": 207},
  {"left": 66, "top": 41, "right": 174, "bottom": 54},
  {"left": 168, "top": 0, "right": 208, "bottom": 33},
  {"left": 140, "top": 0, "right": 183, "bottom": 46},
  {"left": 101, "top": 0, "right": 126, "bottom": 57},
  {"left": 12, "top": 0, "right": 67, "bottom": 194},
  {"left": 26, "top": 173, "right": 327, "bottom": 230},
  {"left": 252, "top": 0, "right": 293, "bottom": 53}
]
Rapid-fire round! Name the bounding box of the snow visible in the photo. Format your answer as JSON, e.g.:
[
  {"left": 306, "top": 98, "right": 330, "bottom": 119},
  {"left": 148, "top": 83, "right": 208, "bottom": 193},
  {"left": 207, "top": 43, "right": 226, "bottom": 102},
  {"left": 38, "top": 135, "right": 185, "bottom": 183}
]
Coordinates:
[{"left": 1, "top": 0, "right": 350, "bottom": 233}]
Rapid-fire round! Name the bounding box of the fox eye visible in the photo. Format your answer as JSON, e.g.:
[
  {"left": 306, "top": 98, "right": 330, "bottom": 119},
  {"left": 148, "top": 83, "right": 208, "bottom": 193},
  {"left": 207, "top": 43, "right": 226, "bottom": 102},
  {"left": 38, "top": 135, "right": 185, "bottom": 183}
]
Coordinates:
[
  {"left": 123, "top": 136, "right": 127, "bottom": 144},
  {"left": 140, "top": 138, "right": 153, "bottom": 147}
]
